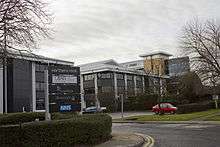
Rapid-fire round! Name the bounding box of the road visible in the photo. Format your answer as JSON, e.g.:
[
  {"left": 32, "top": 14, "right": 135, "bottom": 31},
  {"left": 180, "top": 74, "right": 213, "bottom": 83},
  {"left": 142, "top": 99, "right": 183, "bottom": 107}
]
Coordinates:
[
  {"left": 112, "top": 123, "right": 220, "bottom": 147},
  {"left": 109, "top": 111, "right": 153, "bottom": 119}
]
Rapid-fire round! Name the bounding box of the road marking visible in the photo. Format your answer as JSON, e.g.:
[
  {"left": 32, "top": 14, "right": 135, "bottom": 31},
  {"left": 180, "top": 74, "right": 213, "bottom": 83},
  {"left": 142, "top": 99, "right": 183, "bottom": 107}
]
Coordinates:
[{"left": 135, "top": 133, "right": 155, "bottom": 147}]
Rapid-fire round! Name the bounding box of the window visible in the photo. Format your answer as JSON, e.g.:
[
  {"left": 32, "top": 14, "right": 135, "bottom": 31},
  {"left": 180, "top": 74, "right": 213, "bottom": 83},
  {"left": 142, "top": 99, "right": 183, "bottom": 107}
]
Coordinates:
[
  {"left": 36, "top": 82, "right": 45, "bottom": 91},
  {"left": 136, "top": 76, "right": 142, "bottom": 81},
  {"left": 118, "top": 87, "right": 125, "bottom": 93},
  {"left": 129, "top": 63, "right": 137, "bottom": 67},
  {"left": 36, "top": 64, "right": 46, "bottom": 71},
  {"left": 117, "top": 74, "right": 124, "bottom": 80},
  {"left": 36, "top": 72, "right": 44, "bottom": 82},
  {"left": 84, "top": 74, "right": 94, "bottom": 81},
  {"left": 101, "top": 86, "right": 113, "bottom": 93},
  {"left": 127, "top": 75, "right": 133, "bottom": 81},
  {"left": 98, "top": 73, "right": 112, "bottom": 79}
]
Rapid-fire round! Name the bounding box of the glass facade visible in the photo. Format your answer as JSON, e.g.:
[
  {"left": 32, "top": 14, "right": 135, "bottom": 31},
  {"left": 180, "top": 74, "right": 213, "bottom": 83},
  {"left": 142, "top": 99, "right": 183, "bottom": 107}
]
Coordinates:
[{"left": 35, "top": 63, "right": 47, "bottom": 110}]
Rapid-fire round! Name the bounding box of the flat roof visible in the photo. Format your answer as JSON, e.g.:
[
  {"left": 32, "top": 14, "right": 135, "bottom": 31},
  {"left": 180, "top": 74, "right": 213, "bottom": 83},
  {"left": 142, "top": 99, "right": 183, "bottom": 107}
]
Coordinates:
[
  {"left": 139, "top": 51, "right": 172, "bottom": 57},
  {"left": 6, "top": 50, "right": 74, "bottom": 66}
]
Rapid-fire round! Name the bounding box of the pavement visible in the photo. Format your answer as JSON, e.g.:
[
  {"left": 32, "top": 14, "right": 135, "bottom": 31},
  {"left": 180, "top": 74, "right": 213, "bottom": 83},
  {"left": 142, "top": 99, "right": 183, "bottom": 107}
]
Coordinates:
[
  {"left": 95, "top": 133, "right": 149, "bottom": 147},
  {"left": 113, "top": 120, "right": 220, "bottom": 125},
  {"left": 112, "top": 122, "right": 220, "bottom": 147},
  {"left": 99, "top": 111, "right": 220, "bottom": 147},
  {"left": 109, "top": 111, "right": 153, "bottom": 119}
]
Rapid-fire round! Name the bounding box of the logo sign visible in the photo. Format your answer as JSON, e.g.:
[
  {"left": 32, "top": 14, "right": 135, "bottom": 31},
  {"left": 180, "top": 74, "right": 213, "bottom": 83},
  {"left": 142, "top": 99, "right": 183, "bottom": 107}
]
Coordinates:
[
  {"left": 60, "top": 105, "right": 72, "bottom": 111},
  {"left": 52, "top": 75, "right": 77, "bottom": 84}
]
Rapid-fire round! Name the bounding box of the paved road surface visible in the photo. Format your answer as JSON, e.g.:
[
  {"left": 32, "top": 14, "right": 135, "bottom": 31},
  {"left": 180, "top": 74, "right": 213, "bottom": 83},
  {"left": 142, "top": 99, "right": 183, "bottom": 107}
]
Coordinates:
[
  {"left": 109, "top": 111, "right": 153, "bottom": 119},
  {"left": 113, "top": 123, "right": 220, "bottom": 147}
]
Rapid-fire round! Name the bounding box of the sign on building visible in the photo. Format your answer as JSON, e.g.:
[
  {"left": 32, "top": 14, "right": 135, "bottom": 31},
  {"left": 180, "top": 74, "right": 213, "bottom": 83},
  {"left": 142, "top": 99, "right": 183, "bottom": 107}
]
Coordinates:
[
  {"left": 48, "top": 65, "right": 81, "bottom": 113},
  {"left": 52, "top": 75, "right": 77, "bottom": 84}
]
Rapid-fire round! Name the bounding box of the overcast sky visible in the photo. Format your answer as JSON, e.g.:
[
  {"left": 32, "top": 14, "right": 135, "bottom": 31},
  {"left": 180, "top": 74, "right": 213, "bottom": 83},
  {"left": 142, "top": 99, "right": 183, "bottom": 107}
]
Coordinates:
[{"left": 35, "top": 0, "right": 220, "bottom": 65}]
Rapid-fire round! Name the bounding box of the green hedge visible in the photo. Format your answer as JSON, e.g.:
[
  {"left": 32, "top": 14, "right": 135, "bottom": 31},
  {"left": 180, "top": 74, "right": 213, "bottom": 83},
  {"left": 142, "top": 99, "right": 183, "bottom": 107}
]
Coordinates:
[
  {"left": 0, "top": 112, "right": 45, "bottom": 125},
  {"left": 0, "top": 114, "right": 112, "bottom": 146},
  {"left": 177, "top": 101, "right": 218, "bottom": 114}
]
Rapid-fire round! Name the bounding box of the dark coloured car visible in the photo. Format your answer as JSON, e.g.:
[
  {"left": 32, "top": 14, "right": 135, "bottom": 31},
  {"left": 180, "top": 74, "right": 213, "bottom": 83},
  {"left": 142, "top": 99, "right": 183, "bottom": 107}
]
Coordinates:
[{"left": 152, "top": 103, "right": 177, "bottom": 114}]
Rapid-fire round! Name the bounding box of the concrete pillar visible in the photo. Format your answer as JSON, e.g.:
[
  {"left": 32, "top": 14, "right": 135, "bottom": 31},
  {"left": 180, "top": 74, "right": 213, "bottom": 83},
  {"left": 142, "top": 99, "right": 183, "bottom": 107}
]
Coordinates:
[
  {"left": 32, "top": 62, "right": 36, "bottom": 112},
  {"left": 0, "top": 67, "right": 3, "bottom": 113},
  {"left": 113, "top": 72, "right": 118, "bottom": 99},
  {"left": 44, "top": 70, "right": 51, "bottom": 120},
  {"left": 142, "top": 76, "right": 145, "bottom": 93},
  {"left": 134, "top": 75, "right": 137, "bottom": 96},
  {"left": 80, "top": 74, "right": 86, "bottom": 111},
  {"left": 159, "top": 77, "right": 163, "bottom": 96},
  {"left": 94, "top": 73, "right": 100, "bottom": 108},
  {"left": 124, "top": 74, "right": 128, "bottom": 99}
]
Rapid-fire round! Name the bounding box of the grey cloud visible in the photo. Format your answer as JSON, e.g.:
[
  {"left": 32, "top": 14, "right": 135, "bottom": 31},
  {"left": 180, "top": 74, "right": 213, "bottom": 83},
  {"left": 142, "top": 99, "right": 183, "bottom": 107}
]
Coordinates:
[{"left": 37, "top": 0, "right": 220, "bottom": 65}]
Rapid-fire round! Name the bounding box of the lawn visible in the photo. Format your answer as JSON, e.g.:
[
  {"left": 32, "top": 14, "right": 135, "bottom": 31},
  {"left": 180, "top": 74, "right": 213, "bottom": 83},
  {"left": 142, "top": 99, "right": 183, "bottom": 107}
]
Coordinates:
[
  {"left": 123, "top": 109, "right": 220, "bottom": 121},
  {"left": 203, "top": 114, "right": 220, "bottom": 121}
]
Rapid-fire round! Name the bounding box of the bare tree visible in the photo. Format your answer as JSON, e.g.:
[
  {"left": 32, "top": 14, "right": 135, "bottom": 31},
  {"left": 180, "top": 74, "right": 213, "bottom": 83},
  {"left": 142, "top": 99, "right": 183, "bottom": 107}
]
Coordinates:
[
  {"left": 180, "top": 19, "right": 220, "bottom": 86},
  {"left": 0, "top": 0, "right": 52, "bottom": 62}
]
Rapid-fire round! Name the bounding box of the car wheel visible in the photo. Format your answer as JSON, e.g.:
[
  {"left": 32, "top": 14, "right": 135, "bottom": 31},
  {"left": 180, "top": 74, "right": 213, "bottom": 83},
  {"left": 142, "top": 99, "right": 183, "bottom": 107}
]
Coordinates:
[
  {"left": 155, "top": 111, "right": 159, "bottom": 115},
  {"left": 159, "top": 111, "right": 164, "bottom": 115},
  {"left": 171, "top": 111, "right": 175, "bottom": 114}
]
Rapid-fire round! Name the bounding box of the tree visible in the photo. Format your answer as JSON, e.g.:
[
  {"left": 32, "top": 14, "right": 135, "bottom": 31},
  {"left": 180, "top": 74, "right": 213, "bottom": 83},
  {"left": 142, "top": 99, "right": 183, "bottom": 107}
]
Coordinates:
[
  {"left": 180, "top": 19, "right": 220, "bottom": 86},
  {"left": 0, "top": 0, "right": 52, "bottom": 62},
  {"left": 167, "top": 72, "right": 204, "bottom": 104}
]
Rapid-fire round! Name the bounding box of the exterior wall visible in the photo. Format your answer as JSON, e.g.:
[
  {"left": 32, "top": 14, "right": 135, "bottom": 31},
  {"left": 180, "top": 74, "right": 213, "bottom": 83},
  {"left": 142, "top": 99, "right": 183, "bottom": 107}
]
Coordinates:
[
  {"left": 35, "top": 63, "right": 47, "bottom": 111},
  {"left": 144, "top": 58, "right": 166, "bottom": 76},
  {"left": 83, "top": 74, "right": 96, "bottom": 107},
  {"left": 7, "top": 59, "right": 32, "bottom": 112},
  {"left": 0, "top": 67, "right": 3, "bottom": 113},
  {"left": 82, "top": 71, "right": 148, "bottom": 111}
]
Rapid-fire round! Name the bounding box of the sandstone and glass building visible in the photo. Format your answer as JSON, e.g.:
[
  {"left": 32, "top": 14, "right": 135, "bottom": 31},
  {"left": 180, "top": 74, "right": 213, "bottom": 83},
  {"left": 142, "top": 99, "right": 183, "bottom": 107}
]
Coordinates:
[{"left": 80, "top": 51, "right": 190, "bottom": 111}]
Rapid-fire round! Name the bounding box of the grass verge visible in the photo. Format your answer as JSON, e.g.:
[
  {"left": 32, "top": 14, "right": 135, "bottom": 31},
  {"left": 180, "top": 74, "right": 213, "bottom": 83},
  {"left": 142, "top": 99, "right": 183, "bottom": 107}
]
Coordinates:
[
  {"left": 203, "top": 114, "right": 220, "bottom": 121},
  {"left": 121, "top": 109, "right": 220, "bottom": 121}
]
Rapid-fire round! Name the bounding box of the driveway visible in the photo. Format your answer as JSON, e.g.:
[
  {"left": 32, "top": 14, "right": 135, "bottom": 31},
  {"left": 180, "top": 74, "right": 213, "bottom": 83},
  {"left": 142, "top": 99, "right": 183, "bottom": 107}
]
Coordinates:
[
  {"left": 113, "top": 123, "right": 220, "bottom": 147},
  {"left": 109, "top": 111, "right": 153, "bottom": 119}
]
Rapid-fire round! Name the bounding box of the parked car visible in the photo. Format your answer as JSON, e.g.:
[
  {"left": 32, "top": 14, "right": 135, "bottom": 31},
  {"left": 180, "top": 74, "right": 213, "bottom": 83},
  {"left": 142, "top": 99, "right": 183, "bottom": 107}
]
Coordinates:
[
  {"left": 152, "top": 103, "right": 177, "bottom": 114},
  {"left": 83, "top": 106, "right": 107, "bottom": 114}
]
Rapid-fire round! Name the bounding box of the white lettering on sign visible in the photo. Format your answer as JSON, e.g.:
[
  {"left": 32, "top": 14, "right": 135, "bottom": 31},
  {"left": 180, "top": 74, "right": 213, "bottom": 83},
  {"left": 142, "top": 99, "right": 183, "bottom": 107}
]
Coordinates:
[
  {"left": 52, "top": 75, "right": 77, "bottom": 84},
  {"left": 60, "top": 105, "right": 72, "bottom": 111}
]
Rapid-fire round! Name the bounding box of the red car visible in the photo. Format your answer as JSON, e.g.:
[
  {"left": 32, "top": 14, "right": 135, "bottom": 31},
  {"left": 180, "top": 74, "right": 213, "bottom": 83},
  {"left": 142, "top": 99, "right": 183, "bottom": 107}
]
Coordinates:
[{"left": 152, "top": 103, "right": 177, "bottom": 114}]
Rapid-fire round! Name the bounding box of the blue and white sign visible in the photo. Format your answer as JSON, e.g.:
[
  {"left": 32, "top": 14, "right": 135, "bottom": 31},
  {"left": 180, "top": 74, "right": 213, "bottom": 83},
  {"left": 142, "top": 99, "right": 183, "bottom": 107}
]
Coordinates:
[{"left": 60, "top": 105, "right": 72, "bottom": 111}]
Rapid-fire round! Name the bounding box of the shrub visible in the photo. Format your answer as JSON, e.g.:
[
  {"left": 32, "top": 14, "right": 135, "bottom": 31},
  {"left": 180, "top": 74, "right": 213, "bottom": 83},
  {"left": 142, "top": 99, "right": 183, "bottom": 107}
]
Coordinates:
[
  {"left": 51, "top": 112, "right": 78, "bottom": 120},
  {"left": 0, "top": 114, "right": 112, "bottom": 146},
  {"left": 0, "top": 112, "right": 45, "bottom": 125},
  {"left": 177, "top": 101, "right": 217, "bottom": 114}
]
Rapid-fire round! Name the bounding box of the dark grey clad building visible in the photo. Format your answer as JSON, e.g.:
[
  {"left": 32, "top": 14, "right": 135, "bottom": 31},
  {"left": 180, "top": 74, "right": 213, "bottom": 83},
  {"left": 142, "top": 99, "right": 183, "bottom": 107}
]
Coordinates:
[{"left": 0, "top": 51, "right": 80, "bottom": 113}]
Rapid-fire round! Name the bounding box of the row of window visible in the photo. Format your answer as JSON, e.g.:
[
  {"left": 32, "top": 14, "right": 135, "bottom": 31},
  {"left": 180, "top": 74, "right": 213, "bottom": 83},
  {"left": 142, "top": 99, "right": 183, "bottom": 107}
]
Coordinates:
[{"left": 84, "top": 73, "right": 144, "bottom": 81}]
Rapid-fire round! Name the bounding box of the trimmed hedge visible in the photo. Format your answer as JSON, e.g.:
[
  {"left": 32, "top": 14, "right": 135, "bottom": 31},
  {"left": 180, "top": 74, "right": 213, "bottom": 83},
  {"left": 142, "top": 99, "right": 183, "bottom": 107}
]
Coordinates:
[
  {"left": 0, "top": 114, "right": 112, "bottom": 146},
  {"left": 177, "top": 101, "right": 218, "bottom": 114},
  {"left": 0, "top": 112, "right": 45, "bottom": 125}
]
